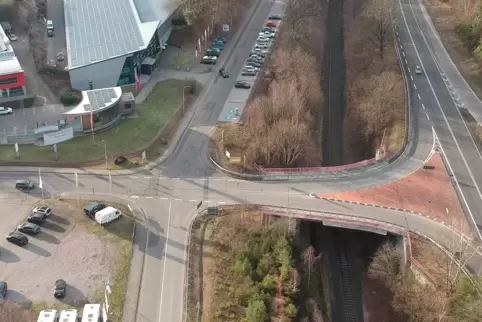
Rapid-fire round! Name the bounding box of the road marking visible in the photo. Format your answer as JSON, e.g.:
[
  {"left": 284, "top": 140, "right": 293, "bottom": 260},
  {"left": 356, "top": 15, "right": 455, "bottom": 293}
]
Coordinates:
[
  {"left": 158, "top": 201, "right": 172, "bottom": 321},
  {"left": 158, "top": 177, "right": 166, "bottom": 180},
  {"left": 144, "top": 176, "right": 152, "bottom": 179},
  {"left": 145, "top": 196, "right": 153, "bottom": 199},
  {"left": 205, "top": 200, "right": 212, "bottom": 203},
  {"left": 397, "top": 37, "right": 400, "bottom": 42},
  {"left": 410, "top": 75, "right": 413, "bottom": 81},
  {"left": 212, "top": 178, "right": 222, "bottom": 181},
  {"left": 422, "top": 104, "right": 425, "bottom": 110},
  {"left": 400, "top": 44, "right": 403, "bottom": 49},
  {"left": 408, "top": 67, "right": 411, "bottom": 72},
  {"left": 174, "top": 198, "right": 182, "bottom": 201},
  {"left": 402, "top": 51, "right": 405, "bottom": 57},
  {"left": 404, "top": 59, "right": 408, "bottom": 64},
  {"left": 172, "top": 177, "right": 179, "bottom": 180},
  {"left": 189, "top": 199, "right": 197, "bottom": 202},
  {"left": 417, "top": 93, "right": 421, "bottom": 99},
  {"left": 160, "top": 197, "right": 168, "bottom": 200},
  {"left": 218, "top": 201, "right": 226, "bottom": 204},
  {"left": 130, "top": 176, "right": 138, "bottom": 179},
  {"left": 131, "top": 196, "right": 139, "bottom": 199},
  {"left": 425, "top": 114, "right": 430, "bottom": 121},
  {"left": 414, "top": 84, "right": 417, "bottom": 90}
]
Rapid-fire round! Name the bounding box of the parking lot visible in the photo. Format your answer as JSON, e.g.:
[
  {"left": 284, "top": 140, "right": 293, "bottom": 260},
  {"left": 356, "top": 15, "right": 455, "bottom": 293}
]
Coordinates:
[
  {"left": 0, "top": 198, "right": 134, "bottom": 309},
  {"left": 0, "top": 104, "right": 66, "bottom": 135}
]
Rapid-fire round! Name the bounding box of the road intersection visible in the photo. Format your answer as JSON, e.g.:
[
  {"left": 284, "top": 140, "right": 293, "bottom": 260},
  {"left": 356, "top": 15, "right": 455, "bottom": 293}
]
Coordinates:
[{"left": 1, "top": 0, "right": 482, "bottom": 320}]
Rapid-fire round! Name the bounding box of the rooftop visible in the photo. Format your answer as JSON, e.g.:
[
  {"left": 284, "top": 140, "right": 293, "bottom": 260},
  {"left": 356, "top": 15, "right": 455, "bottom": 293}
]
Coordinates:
[
  {"left": 64, "top": 0, "right": 173, "bottom": 70},
  {"left": 0, "top": 25, "right": 22, "bottom": 76},
  {"left": 64, "top": 87, "right": 122, "bottom": 116}
]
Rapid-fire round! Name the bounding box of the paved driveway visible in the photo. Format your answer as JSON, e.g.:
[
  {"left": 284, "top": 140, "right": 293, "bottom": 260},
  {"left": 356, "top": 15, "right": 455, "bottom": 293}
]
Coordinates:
[
  {"left": 0, "top": 105, "right": 66, "bottom": 135},
  {"left": 46, "top": 0, "right": 67, "bottom": 67}
]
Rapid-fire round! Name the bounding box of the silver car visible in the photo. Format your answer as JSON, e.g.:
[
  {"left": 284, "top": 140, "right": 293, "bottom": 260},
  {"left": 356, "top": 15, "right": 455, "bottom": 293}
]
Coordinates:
[{"left": 415, "top": 65, "right": 422, "bottom": 75}]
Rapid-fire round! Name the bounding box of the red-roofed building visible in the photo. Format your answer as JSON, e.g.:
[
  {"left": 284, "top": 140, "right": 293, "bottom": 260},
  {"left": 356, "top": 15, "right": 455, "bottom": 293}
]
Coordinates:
[{"left": 0, "top": 25, "right": 25, "bottom": 99}]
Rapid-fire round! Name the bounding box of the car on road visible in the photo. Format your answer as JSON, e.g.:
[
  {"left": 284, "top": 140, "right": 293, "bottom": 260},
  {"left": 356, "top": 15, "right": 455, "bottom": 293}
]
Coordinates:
[
  {"left": 5, "top": 232, "right": 28, "bottom": 246},
  {"left": 32, "top": 205, "right": 52, "bottom": 218},
  {"left": 27, "top": 213, "right": 46, "bottom": 225},
  {"left": 17, "top": 222, "right": 41, "bottom": 235},
  {"left": 54, "top": 279, "right": 67, "bottom": 298},
  {"left": 200, "top": 56, "right": 217, "bottom": 65},
  {"left": 0, "top": 281, "right": 7, "bottom": 300},
  {"left": 235, "top": 81, "right": 251, "bottom": 89},
  {"left": 415, "top": 65, "right": 422, "bottom": 75},
  {"left": 47, "top": 20, "right": 54, "bottom": 37},
  {"left": 15, "top": 179, "right": 34, "bottom": 190},
  {"left": 219, "top": 68, "right": 229, "bottom": 78},
  {"left": 265, "top": 21, "right": 277, "bottom": 28},
  {"left": 0, "top": 107, "right": 13, "bottom": 115},
  {"left": 268, "top": 14, "right": 282, "bottom": 20}
]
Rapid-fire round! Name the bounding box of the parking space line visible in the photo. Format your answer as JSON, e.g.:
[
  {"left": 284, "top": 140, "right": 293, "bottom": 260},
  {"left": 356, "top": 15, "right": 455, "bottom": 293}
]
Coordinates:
[
  {"left": 422, "top": 104, "right": 425, "bottom": 110},
  {"left": 174, "top": 198, "right": 182, "bottom": 201},
  {"left": 144, "top": 176, "right": 152, "bottom": 179},
  {"left": 160, "top": 197, "right": 168, "bottom": 200},
  {"left": 414, "top": 84, "right": 417, "bottom": 90},
  {"left": 145, "top": 196, "right": 153, "bottom": 199},
  {"left": 426, "top": 114, "right": 430, "bottom": 121},
  {"left": 189, "top": 199, "right": 197, "bottom": 202},
  {"left": 131, "top": 196, "right": 139, "bottom": 199},
  {"left": 418, "top": 93, "right": 421, "bottom": 99}
]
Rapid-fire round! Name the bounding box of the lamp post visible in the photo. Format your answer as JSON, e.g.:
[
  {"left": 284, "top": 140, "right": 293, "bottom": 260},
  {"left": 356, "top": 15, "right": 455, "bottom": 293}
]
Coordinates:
[
  {"left": 101, "top": 140, "right": 107, "bottom": 169},
  {"left": 183, "top": 85, "right": 192, "bottom": 114}
]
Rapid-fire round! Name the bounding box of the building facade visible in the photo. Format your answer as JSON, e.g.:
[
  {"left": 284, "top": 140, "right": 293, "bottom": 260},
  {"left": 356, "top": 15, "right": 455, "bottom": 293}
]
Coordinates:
[{"left": 0, "top": 26, "right": 26, "bottom": 99}]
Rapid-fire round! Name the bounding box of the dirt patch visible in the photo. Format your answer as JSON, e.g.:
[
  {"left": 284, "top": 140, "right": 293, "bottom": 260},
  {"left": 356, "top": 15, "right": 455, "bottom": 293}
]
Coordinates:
[
  {"left": 316, "top": 152, "right": 470, "bottom": 233},
  {"left": 363, "top": 275, "right": 399, "bottom": 321},
  {"left": 343, "top": 0, "right": 405, "bottom": 162},
  {"left": 423, "top": 0, "right": 482, "bottom": 101},
  {"left": 0, "top": 198, "right": 135, "bottom": 321}
]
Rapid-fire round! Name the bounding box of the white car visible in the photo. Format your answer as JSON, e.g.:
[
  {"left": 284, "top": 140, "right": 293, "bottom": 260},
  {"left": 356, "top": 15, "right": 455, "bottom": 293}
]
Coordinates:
[
  {"left": 0, "top": 107, "right": 13, "bottom": 115},
  {"left": 32, "top": 205, "right": 52, "bottom": 217},
  {"left": 257, "top": 36, "right": 270, "bottom": 43},
  {"left": 255, "top": 43, "right": 269, "bottom": 49},
  {"left": 415, "top": 65, "right": 422, "bottom": 75}
]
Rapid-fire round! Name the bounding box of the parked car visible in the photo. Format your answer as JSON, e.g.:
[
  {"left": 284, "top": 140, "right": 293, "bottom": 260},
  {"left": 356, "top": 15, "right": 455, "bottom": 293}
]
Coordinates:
[
  {"left": 415, "top": 65, "right": 422, "bottom": 75},
  {"left": 261, "top": 27, "right": 275, "bottom": 33},
  {"left": 0, "top": 281, "right": 7, "bottom": 300},
  {"left": 251, "top": 48, "right": 268, "bottom": 56},
  {"left": 15, "top": 180, "right": 34, "bottom": 190},
  {"left": 235, "top": 81, "right": 251, "bottom": 89},
  {"left": 219, "top": 68, "right": 229, "bottom": 78},
  {"left": 247, "top": 57, "right": 263, "bottom": 64},
  {"left": 261, "top": 31, "right": 276, "bottom": 39},
  {"left": 83, "top": 202, "right": 106, "bottom": 218},
  {"left": 243, "top": 65, "right": 259, "bottom": 72},
  {"left": 206, "top": 48, "right": 220, "bottom": 57},
  {"left": 268, "top": 14, "right": 282, "bottom": 20},
  {"left": 200, "top": 56, "right": 217, "bottom": 65},
  {"left": 249, "top": 54, "right": 264, "bottom": 61},
  {"left": 211, "top": 40, "right": 224, "bottom": 50},
  {"left": 241, "top": 70, "right": 257, "bottom": 76},
  {"left": 17, "top": 222, "right": 41, "bottom": 235},
  {"left": 255, "top": 43, "right": 269, "bottom": 49},
  {"left": 246, "top": 61, "right": 262, "bottom": 68},
  {"left": 47, "top": 20, "right": 54, "bottom": 37},
  {"left": 27, "top": 213, "right": 46, "bottom": 225},
  {"left": 32, "top": 205, "right": 52, "bottom": 218},
  {"left": 265, "top": 21, "right": 277, "bottom": 28},
  {"left": 95, "top": 206, "right": 122, "bottom": 226},
  {"left": 5, "top": 232, "right": 28, "bottom": 246},
  {"left": 214, "top": 37, "right": 228, "bottom": 43},
  {"left": 6, "top": 32, "right": 18, "bottom": 41},
  {"left": 54, "top": 279, "right": 67, "bottom": 298},
  {"left": 0, "top": 107, "right": 13, "bottom": 115}
]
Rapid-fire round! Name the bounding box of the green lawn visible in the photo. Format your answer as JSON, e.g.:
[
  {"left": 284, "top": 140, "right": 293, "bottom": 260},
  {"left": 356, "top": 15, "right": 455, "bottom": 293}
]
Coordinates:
[{"left": 0, "top": 80, "right": 184, "bottom": 163}]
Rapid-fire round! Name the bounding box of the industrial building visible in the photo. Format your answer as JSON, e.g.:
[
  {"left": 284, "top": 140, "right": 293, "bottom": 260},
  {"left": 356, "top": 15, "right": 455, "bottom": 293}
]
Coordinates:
[
  {"left": 64, "top": 0, "right": 176, "bottom": 91},
  {"left": 0, "top": 24, "right": 25, "bottom": 99}
]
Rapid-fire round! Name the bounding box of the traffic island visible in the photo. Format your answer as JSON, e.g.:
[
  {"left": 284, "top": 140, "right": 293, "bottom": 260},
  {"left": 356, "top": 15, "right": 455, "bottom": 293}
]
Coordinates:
[
  {"left": 316, "top": 152, "right": 471, "bottom": 234},
  {"left": 1, "top": 198, "right": 136, "bottom": 322}
]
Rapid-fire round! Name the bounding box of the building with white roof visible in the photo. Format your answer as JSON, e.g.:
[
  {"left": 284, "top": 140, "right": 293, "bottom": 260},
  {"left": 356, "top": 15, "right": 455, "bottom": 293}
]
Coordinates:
[
  {"left": 0, "top": 24, "right": 25, "bottom": 99},
  {"left": 64, "top": 0, "right": 177, "bottom": 91}
]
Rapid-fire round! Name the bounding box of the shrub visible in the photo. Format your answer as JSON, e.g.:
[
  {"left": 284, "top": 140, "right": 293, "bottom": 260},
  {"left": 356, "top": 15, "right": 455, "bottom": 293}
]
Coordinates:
[
  {"left": 244, "top": 299, "right": 267, "bottom": 322},
  {"left": 285, "top": 302, "right": 297, "bottom": 318},
  {"left": 60, "top": 90, "right": 81, "bottom": 106},
  {"left": 455, "top": 21, "right": 480, "bottom": 51}
]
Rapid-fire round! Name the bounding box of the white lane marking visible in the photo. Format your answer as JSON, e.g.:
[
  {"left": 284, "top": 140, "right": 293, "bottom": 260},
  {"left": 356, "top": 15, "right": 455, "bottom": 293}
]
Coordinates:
[
  {"left": 130, "top": 176, "right": 138, "bottom": 179},
  {"left": 174, "top": 198, "right": 182, "bottom": 201},
  {"left": 417, "top": 93, "right": 421, "bottom": 99},
  {"left": 145, "top": 196, "right": 153, "bottom": 199},
  {"left": 218, "top": 201, "right": 226, "bottom": 204},
  {"left": 158, "top": 177, "right": 166, "bottom": 180},
  {"left": 131, "top": 196, "right": 139, "bottom": 199},
  {"left": 408, "top": 67, "right": 411, "bottom": 72},
  {"left": 160, "top": 197, "right": 168, "bottom": 200},
  {"left": 405, "top": 59, "right": 408, "bottom": 64},
  {"left": 400, "top": 0, "right": 482, "bottom": 239},
  {"left": 410, "top": 75, "right": 413, "bottom": 81},
  {"left": 144, "top": 176, "right": 152, "bottom": 179},
  {"left": 402, "top": 51, "right": 405, "bottom": 57},
  {"left": 400, "top": 44, "right": 403, "bottom": 49},
  {"left": 158, "top": 201, "right": 172, "bottom": 321},
  {"left": 422, "top": 104, "right": 425, "bottom": 110},
  {"left": 414, "top": 84, "right": 417, "bottom": 90},
  {"left": 212, "top": 178, "right": 222, "bottom": 181},
  {"left": 426, "top": 114, "right": 430, "bottom": 121},
  {"left": 396, "top": 31, "right": 399, "bottom": 35},
  {"left": 205, "top": 200, "right": 212, "bottom": 203},
  {"left": 172, "top": 177, "right": 179, "bottom": 180},
  {"left": 398, "top": 37, "right": 400, "bottom": 42},
  {"left": 189, "top": 199, "right": 197, "bottom": 202}
]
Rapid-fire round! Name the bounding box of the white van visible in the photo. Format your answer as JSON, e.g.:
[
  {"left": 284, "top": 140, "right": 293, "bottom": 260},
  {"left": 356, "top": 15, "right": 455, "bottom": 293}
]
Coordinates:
[
  {"left": 59, "top": 309, "right": 79, "bottom": 322},
  {"left": 37, "top": 309, "right": 58, "bottom": 322},
  {"left": 94, "top": 206, "right": 121, "bottom": 225},
  {"left": 81, "top": 304, "right": 101, "bottom": 322}
]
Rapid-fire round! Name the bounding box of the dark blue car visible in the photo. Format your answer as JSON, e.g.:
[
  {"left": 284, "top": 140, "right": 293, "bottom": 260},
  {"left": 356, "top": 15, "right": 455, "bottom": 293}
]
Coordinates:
[{"left": 212, "top": 40, "right": 224, "bottom": 50}]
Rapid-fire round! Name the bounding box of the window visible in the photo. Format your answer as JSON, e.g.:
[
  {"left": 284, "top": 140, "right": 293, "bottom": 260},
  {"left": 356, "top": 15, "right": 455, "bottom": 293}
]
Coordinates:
[
  {"left": 0, "top": 77, "right": 17, "bottom": 85},
  {"left": 9, "top": 86, "right": 24, "bottom": 97}
]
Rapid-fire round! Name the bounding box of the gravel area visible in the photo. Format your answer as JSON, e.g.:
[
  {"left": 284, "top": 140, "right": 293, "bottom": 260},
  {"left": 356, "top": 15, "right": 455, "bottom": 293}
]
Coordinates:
[{"left": 0, "top": 198, "right": 130, "bottom": 309}]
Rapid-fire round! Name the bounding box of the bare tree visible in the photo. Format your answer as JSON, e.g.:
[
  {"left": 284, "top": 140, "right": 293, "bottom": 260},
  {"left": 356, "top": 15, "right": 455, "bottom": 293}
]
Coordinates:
[
  {"left": 363, "top": 0, "right": 393, "bottom": 60},
  {"left": 302, "top": 246, "right": 322, "bottom": 284},
  {"left": 0, "top": 301, "right": 35, "bottom": 322},
  {"left": 368, "top": 242, "right": 401, "bottom": 289}
]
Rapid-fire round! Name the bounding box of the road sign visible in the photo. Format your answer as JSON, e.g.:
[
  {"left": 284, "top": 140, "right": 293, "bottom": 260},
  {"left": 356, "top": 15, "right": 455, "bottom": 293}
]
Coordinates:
[{"left": 222, "top": 24, "right": 230, "bottom": 32}]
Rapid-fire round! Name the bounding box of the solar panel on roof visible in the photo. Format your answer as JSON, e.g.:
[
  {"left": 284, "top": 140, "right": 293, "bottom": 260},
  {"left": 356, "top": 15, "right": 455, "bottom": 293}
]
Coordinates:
[
  {"left": 66, "top": 0, "right": 144, "bottom": 68},
  {"left": 0, "top": 51, "right": 15, "bottom": 61}
]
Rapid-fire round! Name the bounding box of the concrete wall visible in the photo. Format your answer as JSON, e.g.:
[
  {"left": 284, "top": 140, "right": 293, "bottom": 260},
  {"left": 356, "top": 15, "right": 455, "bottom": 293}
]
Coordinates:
[
  {"left": 395, "top": 235, "right": 407, "bottom": 265},
  {"left": 69, "top": 55, "right": 127, "bottom": 91}
]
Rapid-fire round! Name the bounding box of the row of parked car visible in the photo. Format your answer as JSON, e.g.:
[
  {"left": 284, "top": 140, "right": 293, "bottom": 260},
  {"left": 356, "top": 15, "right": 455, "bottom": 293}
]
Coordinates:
[
  {"left": 200, "top": 37, "right": 228, "bottom": 65},
  {"left": 234, "top": 15, "right": 282, "bottom": 90},
  {"left": 5, "top": 205, "right": 53, "bottom": 246}
]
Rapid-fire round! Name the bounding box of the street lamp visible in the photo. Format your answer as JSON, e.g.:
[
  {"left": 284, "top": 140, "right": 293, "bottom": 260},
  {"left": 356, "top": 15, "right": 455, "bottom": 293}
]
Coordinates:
[
  {"left": 101, "top": 140, "right": 107, "bottom": 169},
  {"left": 183, "top": 85, "right": 192, "bottom": 114}
]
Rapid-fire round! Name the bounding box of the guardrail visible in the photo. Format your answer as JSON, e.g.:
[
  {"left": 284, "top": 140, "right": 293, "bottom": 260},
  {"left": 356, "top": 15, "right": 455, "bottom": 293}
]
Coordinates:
[{"left": 210, "top": 26, "right": 411, "bottom": 180}]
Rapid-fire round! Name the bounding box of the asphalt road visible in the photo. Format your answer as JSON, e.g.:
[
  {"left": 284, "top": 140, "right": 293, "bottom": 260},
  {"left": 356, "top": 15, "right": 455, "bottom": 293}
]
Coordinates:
[{"left": 0, "top": 0, "right": 482, "bottom": 321}]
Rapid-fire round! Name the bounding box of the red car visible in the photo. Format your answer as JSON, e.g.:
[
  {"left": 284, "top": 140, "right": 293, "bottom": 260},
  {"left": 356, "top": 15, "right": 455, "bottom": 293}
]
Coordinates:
[{"left": 265, "top": 21, "right": 277, "bottom": 28}]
